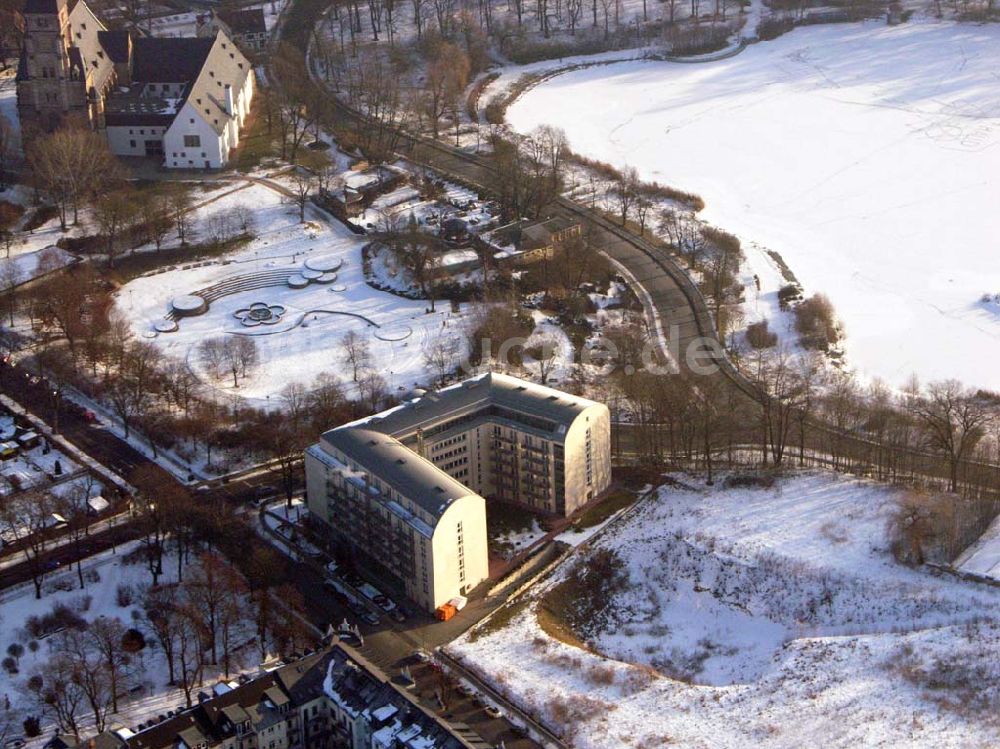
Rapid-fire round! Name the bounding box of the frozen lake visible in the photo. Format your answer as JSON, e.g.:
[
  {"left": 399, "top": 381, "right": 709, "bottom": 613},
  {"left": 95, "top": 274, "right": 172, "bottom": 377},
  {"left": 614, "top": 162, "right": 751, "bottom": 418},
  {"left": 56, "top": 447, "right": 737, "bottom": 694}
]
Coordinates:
[{"left": 508, "top": 21, "right": 1000, "bottom": 390}]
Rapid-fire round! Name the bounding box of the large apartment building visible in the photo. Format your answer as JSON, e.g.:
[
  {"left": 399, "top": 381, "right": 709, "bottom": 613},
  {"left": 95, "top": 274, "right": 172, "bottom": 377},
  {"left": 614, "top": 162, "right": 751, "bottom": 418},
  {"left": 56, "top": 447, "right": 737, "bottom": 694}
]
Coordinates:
[
  {"left": 305, "top": 373, "right": 612, "bottom": 612},
  {"left": 62, "top": 642, "right": 485, "bottom": 749}
]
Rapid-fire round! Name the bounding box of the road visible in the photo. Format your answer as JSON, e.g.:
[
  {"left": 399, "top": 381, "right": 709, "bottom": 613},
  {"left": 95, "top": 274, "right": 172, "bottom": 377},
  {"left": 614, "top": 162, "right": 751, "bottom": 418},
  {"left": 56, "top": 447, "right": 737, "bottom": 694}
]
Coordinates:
[
  {"left": 257, "top": 508, "right": 547, "bottom": 748},
  {"left": 276, "top": 0, "right": 1000, "bottom": 503}
]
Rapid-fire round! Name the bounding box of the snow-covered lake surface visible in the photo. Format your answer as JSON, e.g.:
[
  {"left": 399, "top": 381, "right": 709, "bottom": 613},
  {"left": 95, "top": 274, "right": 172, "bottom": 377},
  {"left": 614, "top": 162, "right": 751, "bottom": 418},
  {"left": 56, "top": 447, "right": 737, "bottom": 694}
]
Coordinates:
[{"left": 508, "top": 21, "right": 1000, "bottom": 391}]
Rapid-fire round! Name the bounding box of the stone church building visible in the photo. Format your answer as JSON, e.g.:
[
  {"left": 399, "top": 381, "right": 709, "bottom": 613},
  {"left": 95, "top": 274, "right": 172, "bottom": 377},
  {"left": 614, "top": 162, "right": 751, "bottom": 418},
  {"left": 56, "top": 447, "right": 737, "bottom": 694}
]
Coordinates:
[{"left": 16, "top": 0, "right": 255, "bottom": 168}]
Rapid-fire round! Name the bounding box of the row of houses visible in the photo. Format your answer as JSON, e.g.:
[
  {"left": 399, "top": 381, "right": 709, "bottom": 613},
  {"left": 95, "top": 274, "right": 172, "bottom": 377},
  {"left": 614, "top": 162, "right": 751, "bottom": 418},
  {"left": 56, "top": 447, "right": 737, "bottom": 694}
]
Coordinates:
[{"left": 58, "top": 641, "right": 486, "bottom": 749}]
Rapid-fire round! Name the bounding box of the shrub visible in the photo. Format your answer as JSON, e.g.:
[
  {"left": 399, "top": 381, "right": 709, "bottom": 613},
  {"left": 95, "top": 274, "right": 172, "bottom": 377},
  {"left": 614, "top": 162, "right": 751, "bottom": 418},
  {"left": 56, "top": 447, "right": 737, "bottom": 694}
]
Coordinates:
[
  {"left": 27, "top": 640, "right": 39, "bottom": 653},
  {"left": 72, "top": 594, "right": 93, "bottom": 613},
  {"left": 723, "top": 472, "right": 777, "bottom": 489},
  {"left": 0, "top": 200, "right": 25, "bottom": 230},
  {"left": 794, "top": 293, "right": 840, "bottom": 351},
  {"left": 777, "top": 284, "right": 802, "bottom": 310},
  {"left": 116, "top": 583, "right": 134, "bottom": 608},
  {"left": 25, "top": 603, "right": 87, "bottom": 639},
  {"left": 758, "top": 16, "right": 795, "bottom": 41},
  {"left": 746, "top": 319, "right": 778, "bottom": 349},
  {"left": 586, "top": 665, "right": 616, "bottom": 686},
  {"left": 56, "top": 234, "right": 103, "bottom": 254},
  {"left": 700, "top": 226, "right": 741, "bottom": 255},
  {"left": 1, "top": 657, "right": 16, "bottom": 674},
  {"left": 121, "top": 628, "right": 146, "bottom": 653},
  {"left": 6, "top": 643, "right": 23, "bottom": 662},
  {"left": 23, "top": 716, "right": 41, "bottom": 738},
  {"left": 22, "top": 204, "right": 58, "bottom": 232}
]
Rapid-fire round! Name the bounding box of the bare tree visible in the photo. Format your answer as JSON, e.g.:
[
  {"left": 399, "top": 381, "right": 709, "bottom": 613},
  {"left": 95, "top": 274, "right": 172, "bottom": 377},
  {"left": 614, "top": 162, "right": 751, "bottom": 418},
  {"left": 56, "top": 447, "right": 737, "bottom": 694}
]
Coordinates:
[
  {"left": 424, "top": 42, "right": 470, "bottom": 139},
  {"left": 198, "top": 337, "right": 227, "bottom": 380},
  {"left": 908, "top": 380, "right": 994, "bottom": 493},
  {"left": 168, "top": 185, "right": 194, "bottom": 245},
  {"left": 139, "top": 189, "right": 174, "bottom": 251},
  {"left": 27, "top": 126, "right": 120, "bottom": 229},
  {"left": 227, "top": 337, "right": 259, "bottom": 386},
  {"left": 358, "top": 368, "right": 388, "bottom": 411},
  {"left": 0, "top": 491, "right": 56, "bottom": 599},
  {"left": 104, "top": 340, "right": 163, "bottom": 439},
  {"left": 0, "top": 259, "right": 22, "bottom": 326},
  {"left": 141, "top": 586, "right": 182, "bottom": 686},
  {"left": 52, "top": 475, "right": 98, "bottom": 589},
  {"left": 93, "top": 188, "right": 140, "bottom": 267},
  {"left": 88, "top": 617, "right": 129, "bottom": 714},
  {"left": 29, "top": 654, "right": 87, "bottom": 740},
  {"left": 342, "top": 330, "right": 371, "bottom": 382},
  {"left": 56, "top": 628, "right": 113, "bottom": 734},
  {"left": 423, "top": 336, "right": 461, "bottom": 384},
  {"left": 526, "top": 333, "right": 560, "bottom": 384},
  {"left": 289, "top": 171, "right": 312, "bottom": 221}
]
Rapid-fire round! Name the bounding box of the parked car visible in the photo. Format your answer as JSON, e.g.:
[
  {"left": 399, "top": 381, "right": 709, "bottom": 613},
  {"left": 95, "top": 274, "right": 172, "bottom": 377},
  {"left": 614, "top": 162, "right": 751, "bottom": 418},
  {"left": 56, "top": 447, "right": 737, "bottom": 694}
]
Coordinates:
[
  {"left": 252, "top": 485, "right": 278, "bottom": 505},
  {"left": 456, "top": 682, "right": 475, "bottom": 697},
  {"left": 360, "top": 610, "right": 380, "bottom": 625},
  {"left": 412, "top": 650, "right": 431, "bottom": 663},
  {"left": 373, "top": 594, "right": 396, "bottom": 612},
  {"left": 484, "top": 705, "right": 503, "bottom": 719}
]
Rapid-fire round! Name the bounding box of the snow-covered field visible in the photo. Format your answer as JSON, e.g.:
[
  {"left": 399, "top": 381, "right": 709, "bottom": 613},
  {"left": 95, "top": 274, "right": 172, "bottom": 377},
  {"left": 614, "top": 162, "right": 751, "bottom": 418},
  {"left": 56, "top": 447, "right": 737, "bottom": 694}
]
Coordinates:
[
  {"left": 507, "top": 20, "right": 1000, "bottom": 391},
  {"left": 450, "top": 472, "right": 1000, "bottom": 747},
  {"left": 119, "top": 182, "right": 470, "bottom": 405}
]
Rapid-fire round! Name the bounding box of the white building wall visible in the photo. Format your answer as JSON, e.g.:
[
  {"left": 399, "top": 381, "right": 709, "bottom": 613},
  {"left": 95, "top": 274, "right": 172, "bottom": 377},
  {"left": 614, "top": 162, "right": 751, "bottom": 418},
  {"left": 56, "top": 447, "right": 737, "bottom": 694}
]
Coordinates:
[
  {"left": 104, "top": 125, "right": 168, "bottom": 157},
  {"left": 562, "top": 404, "right": 612, "bottom": 514},
  {"left": 163, "top": 101, "right": 225, "bottom": 168},
  {"left": 430, "top": 496, "right": 488, "bottom": 610}
]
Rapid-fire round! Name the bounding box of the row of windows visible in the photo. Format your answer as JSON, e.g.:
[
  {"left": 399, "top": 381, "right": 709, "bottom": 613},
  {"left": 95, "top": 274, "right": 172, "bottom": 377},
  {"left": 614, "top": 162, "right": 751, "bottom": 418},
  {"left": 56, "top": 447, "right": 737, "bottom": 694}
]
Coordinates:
[
  {"left": 431, "top": 433, "right": 467, "bottom": 452},
  {"left": 440, "top": 455, "right": 469, "bottom": 472}
]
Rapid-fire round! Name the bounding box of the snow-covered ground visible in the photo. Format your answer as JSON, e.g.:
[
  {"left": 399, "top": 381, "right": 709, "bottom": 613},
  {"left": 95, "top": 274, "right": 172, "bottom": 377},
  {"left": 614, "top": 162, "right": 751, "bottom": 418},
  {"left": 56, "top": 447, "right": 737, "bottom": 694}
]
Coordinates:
[
  {"left": 0, "top": 541, "right": 260, "bottom": 744},
  {"left": 956, "top": 512, "right": 1000, "bottom": 581},
  {"left": 450, "top": 471, "right": 1000, "bottom": 747},
  {"left": 507, "top": 20, "right": 1000, "bottom": 391},
  {"left": 118, "top": 182, "right": 470, "bottom": 405}
]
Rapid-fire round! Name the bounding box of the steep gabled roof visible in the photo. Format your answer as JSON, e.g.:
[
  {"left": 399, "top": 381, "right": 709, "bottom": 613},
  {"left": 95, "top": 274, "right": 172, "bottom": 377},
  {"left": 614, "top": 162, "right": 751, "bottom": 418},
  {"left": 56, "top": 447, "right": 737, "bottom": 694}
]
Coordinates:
[
  {"left": 217, "top": 8, "right": 267, "bottom": 35},
  {"left": 130, "top": 37, "right": 214, "bottom": 83},
  {"left": 21, "top": 0, "right": 65, "bottom": 14},
  {"left": 176, "top": 31, "right": 253, "bottom": 135},
  {"left": 97, "top": 28, "right": 130, "bottom": 63}
]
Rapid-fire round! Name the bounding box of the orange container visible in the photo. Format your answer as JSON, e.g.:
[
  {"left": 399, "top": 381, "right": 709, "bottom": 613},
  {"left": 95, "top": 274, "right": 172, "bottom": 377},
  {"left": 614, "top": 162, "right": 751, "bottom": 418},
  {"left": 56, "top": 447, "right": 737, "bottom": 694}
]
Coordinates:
[{"left": 436, "top": 603, "right": 457, "bottom": 621}]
